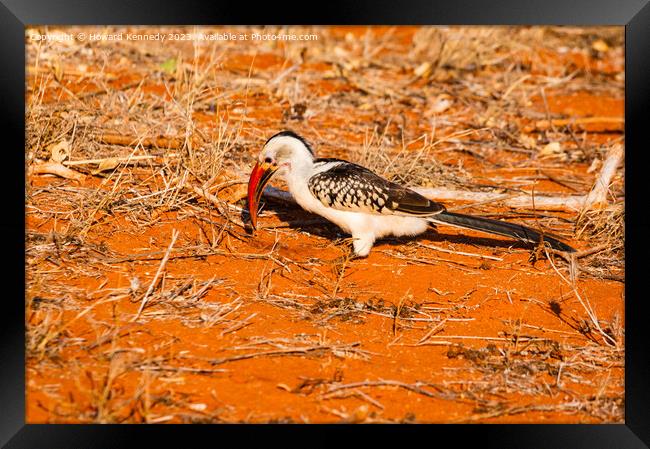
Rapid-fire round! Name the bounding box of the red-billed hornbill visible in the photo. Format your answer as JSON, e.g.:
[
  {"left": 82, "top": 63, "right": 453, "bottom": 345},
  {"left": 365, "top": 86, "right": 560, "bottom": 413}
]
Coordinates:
[{"left": 248, "top": 131, "right": 576, "bottom": 257}]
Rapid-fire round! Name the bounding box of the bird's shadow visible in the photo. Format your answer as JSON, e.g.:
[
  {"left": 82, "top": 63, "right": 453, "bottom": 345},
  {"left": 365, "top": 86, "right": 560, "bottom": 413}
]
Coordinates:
[{"left": 242, "top": 199, "right": 538, "bottom": 253}]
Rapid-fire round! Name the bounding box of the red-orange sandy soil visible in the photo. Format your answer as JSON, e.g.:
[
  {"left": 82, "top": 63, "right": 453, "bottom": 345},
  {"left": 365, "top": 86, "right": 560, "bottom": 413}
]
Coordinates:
[{"left": 26, "top": 26, "right": 624, "bottom": 423}]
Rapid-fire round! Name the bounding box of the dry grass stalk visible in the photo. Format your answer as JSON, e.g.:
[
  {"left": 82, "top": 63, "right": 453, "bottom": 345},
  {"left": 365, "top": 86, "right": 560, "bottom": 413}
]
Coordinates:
[{"left": 133, "top": 229, "right": 180, "bottom": 321}]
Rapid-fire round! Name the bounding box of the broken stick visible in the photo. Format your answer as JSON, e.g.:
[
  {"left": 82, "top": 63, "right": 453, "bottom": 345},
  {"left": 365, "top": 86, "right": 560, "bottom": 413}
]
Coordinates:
[
  {"left": 28, "top": 160, "right": 85, "bottom": 181},
  {"left": 96, "top": 133, "right": 201, "bottom": 150}
]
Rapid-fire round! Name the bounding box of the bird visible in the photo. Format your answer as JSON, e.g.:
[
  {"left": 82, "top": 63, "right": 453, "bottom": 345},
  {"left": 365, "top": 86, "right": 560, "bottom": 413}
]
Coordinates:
[{"left": 247, "top": 130, "right": 576, "bottom": 257}]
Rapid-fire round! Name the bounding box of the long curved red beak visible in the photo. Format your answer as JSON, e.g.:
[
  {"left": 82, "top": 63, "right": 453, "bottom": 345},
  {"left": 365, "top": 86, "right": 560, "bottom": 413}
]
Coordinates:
[{"left": 247, "top": 161, "right": 277, "bottom": 230}]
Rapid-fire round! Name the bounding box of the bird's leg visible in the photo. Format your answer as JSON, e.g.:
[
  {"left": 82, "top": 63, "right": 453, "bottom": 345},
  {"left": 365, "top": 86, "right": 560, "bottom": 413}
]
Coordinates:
[{"left": 352, "top": 233, "right": 375, "bottom": 258}]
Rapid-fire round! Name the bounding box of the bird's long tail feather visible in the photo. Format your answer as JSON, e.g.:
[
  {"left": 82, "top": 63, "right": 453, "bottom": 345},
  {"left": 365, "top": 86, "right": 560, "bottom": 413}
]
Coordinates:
[{"left": 429, "top": 211, "right": 576, "bottom": 252}]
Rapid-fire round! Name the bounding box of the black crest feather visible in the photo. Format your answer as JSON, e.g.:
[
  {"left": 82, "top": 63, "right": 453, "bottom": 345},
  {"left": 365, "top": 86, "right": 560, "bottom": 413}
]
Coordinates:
[{"left": 266, "top": 130, "right": 315, "bottom": 157}]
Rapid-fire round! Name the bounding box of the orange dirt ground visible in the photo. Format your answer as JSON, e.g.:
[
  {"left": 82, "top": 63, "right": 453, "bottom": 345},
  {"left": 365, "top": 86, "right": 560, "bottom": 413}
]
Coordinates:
[{"left": 26, "top": 26, "right": 624, "bottom": 423}]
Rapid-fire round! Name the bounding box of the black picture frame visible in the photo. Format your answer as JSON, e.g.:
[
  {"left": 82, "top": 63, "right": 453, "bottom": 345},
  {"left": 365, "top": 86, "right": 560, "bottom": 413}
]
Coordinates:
[{"left": 4, "top": 0, "right": 648, "bottom": 447}]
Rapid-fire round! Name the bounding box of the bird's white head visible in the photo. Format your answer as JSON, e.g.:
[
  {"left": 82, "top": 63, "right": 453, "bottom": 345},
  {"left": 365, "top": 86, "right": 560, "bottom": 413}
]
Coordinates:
[{"left": 247, "top": 131, "right": 315, "bottom": 230}]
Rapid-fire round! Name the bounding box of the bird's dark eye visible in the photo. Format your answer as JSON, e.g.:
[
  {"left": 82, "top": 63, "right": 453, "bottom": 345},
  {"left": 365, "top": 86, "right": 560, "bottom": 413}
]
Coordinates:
[{"left": 264, "top": 157, "right": 273, "bottom": 163}]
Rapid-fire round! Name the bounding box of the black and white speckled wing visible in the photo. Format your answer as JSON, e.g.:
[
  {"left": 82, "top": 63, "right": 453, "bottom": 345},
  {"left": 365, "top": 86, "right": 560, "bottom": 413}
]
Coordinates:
[{"left": 307, "top": 160, "right": 445, "bottom": 216}]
